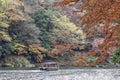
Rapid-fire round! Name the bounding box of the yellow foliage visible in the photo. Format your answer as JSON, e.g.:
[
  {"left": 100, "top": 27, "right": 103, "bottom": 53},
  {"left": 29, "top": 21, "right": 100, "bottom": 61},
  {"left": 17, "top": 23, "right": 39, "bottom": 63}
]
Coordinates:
[
  {"left": 28, "top": 44, "right": 41, "bottom": 54},
  {"left": 52, "top": 15, "right": 86, "bottom": 44},
  {"left": 0, "top": 0, "right": 25, "bottom": 21},
  {"left": 38, "top": 47, "right": 47, "bottom": 53},
  {"left": 0, "top": 22, "right": 9, "bottom": 28},
  {"left": 36, "top": 54, "right": 43, "bottom": 62},
  {"left": 0, "top": 31, "right": 11, "bottom": 42},
  {"left": 13, "top": 43, "right": 26, "bottom": 55},
  {"left": 28, "top": 44, "right": 46, "bottom": 62}
]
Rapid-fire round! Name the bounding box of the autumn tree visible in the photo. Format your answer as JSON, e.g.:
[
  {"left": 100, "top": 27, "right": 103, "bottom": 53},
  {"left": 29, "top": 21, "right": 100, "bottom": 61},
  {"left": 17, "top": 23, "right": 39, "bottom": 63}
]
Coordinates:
[{"left": 52, "top": 0, "right": 120, "bottom": 66}]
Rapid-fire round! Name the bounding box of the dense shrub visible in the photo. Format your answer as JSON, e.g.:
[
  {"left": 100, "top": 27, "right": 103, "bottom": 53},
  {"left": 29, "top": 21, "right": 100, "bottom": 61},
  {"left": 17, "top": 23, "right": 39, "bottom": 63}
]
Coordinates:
[
  {"left": 33, "top": 8, "right": 55, "bottom": 49},
  {"left": 0, "top": 0, "right": 13, "bottom": 57},
  {"left": 33, "top": 8, "right": 86, "bottom": 49},
  {"left": 110, "top": 48, "right": 120, "bottom": 64},
  {"left": 9, "top": 15, "right": 40, "bottom": 45},
  {"left": 0, "top": 42, "right": 13, "bottom": 57},
  {"left": 0, "top": 13, "right": 11, "bottom": 42}
]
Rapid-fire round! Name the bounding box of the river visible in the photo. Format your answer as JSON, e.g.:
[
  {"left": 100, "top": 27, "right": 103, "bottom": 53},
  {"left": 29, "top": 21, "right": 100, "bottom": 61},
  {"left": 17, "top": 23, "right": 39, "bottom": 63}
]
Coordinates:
[{"left": 0, "top": 69, "right": 120, "bottom": 80}]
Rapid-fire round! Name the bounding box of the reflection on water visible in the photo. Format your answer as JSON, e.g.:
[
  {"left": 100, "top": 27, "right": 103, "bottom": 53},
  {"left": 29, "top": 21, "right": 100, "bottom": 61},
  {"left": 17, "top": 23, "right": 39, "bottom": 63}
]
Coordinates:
[{"left": 0, "top": 69, "right": 120, "bottom": 80}]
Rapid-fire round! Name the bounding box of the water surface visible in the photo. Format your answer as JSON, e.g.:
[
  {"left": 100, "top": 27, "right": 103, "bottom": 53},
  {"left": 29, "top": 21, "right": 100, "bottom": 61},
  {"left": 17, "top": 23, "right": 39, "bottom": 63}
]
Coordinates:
[{"left": 0, "top": 69, "right": 120, "bottom": 80}]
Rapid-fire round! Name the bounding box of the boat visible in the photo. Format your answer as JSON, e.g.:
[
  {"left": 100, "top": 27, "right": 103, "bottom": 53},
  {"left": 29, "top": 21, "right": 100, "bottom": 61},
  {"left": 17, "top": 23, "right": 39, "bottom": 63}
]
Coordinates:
[{"left": 40, "top": 61, "right": 59, "bottom": 71}]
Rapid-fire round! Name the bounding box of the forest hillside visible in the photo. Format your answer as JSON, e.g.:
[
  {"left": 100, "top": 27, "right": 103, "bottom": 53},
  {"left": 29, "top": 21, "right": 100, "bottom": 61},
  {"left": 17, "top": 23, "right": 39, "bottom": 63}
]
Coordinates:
[{"left": 0, "top": 0, "right": 120, "bottom": 68}]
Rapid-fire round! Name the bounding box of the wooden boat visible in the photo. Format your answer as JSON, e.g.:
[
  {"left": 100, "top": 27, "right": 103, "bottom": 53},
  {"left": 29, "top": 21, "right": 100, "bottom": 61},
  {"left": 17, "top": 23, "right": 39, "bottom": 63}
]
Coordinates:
[{"left": 40, "top": 62, "right": 59, "bottom": 71}]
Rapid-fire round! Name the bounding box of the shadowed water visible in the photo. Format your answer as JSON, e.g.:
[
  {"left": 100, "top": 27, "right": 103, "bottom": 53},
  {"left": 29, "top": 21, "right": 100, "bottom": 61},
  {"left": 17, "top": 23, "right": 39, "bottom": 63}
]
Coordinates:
[{"left": 0, "top": 69, "right": 120, "bottom": 80}]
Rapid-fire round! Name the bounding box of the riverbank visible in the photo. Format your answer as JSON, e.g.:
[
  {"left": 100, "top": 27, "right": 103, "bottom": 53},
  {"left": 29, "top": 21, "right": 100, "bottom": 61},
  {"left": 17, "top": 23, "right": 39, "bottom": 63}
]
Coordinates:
[{"left": 0, "top": 66, "right": 120, "bottom": 70}]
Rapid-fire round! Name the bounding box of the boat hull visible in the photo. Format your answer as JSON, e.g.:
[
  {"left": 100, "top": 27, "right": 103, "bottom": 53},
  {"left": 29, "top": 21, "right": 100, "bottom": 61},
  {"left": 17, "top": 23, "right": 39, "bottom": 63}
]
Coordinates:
[{"left": 40, "top": 68, "right": 58, "bottom": 71}]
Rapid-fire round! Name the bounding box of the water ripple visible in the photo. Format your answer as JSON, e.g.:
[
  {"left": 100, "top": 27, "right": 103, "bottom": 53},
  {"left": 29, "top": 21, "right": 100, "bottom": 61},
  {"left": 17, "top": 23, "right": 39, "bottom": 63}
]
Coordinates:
[{"left": 0, "top": 69, "right": 120, "bottom": 80}]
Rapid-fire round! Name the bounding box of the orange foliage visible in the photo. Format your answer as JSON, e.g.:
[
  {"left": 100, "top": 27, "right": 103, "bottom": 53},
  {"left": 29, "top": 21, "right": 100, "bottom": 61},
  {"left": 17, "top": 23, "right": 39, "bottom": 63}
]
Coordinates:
[
  {"left": 28, "top": 44, "right": 41, "bottom": 54},
  {"left": 81, "top": 0, "right": 120, "bottom": 66},
  {"left": 52, "top": 0, "right": 79, "bottom": 7},
  {"left": 28, "top": 44, "right": 44, "bottom": 62},
  {"left": 5, "top": 10, "right": 25, "bottom": 21},
  {"left": 4, "top": 0, "right": 25, "bottom": 21},
  {"left": 52, "top": 0, "right": 120, "bottom": 66},
  {"left": 48, "top": 43, "right": 72, "bottom": 57},
  {"left": 74, "top": 58, "right": 87, "bottom": 67},
  {"left": 86, "top": 50, "right": 97, "bottom": 57},
  {"left": 73, "top": 50, "right": 97, "bottom": 67},
  {"left": 90, "top": 54, "right": 107, "bottom": 67},
  {"left": 72, "top": 54, "right": 83, "bottom": 60}
]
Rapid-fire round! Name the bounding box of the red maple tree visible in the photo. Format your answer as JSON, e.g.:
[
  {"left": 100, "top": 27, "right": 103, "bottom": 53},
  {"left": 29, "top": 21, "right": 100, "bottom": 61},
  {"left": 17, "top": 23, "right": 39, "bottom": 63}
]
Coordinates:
[{"left": 52, "top": 0, "right": 120, "bottom": 66}]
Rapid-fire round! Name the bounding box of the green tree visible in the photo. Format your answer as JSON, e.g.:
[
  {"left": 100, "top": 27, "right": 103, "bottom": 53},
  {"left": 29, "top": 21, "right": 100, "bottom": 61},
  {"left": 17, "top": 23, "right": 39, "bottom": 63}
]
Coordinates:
[{"left": 33, "top": 8, "right": 54, "bottom": 49}]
